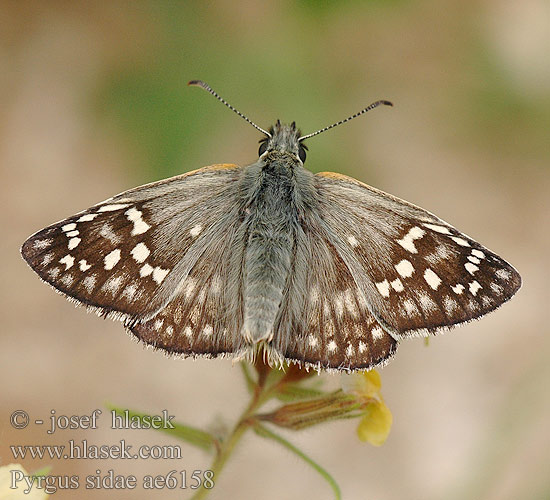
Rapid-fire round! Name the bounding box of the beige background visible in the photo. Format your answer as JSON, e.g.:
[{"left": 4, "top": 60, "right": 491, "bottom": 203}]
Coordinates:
[{"left": 1, "top": 2, "right": 549, "bottom": 499}]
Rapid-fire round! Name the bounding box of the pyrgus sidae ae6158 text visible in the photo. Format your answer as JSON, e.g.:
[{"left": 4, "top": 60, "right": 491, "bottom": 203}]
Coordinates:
[{"left": 21, "top": 81, "right": 521, "bottom": 372}]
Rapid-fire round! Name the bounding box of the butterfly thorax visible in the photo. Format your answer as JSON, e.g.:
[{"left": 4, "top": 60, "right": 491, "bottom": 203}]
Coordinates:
[{"left": 240, "top": 128, "right": 315, "bottom": 345}]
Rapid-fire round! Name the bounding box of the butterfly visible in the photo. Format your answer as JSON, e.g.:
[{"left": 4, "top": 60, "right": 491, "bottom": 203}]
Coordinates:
[{"left": 21, "top": 80, "right": 521, "bottom": 372}]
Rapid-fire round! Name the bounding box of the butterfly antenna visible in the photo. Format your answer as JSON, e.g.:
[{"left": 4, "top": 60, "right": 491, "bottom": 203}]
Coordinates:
[
  {"left": 188, "top": 80, "right": 272, "bottom": 137},
  {"left": 298, "top": 99, "right": 393, "bottom": 141}
]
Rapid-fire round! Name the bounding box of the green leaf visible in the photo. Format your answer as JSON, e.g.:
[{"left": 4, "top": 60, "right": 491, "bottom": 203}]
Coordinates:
[
  {"left": 254, "top": 424, "right": 341, "bottom": 500},
  {"left": 107, "top": 404, "right": 216, "bottom": 452}
]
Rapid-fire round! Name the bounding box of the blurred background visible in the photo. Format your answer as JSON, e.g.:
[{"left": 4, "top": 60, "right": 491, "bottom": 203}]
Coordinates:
[{"left": 1, "top": 1, "right": 549, "bottom": 499}]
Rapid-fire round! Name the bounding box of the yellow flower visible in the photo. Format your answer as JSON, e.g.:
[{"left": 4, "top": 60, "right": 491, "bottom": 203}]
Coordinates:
[
  {"left": 0, "top": 464, "right": 49, "bottom": 499},
  {"left": 356, "top": 399, "right": 393, "bottom": 446},
  {"left": 341, "top": 370, "right": 392, "bottom": 446}
]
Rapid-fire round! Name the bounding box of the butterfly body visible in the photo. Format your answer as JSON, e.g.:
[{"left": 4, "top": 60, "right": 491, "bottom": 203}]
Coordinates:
[
  {"left": 240, "top": 121, "right": 316, "bottom": 346},
  {"left": 21, "top": 115, "right": 521, "bottom": 372}
]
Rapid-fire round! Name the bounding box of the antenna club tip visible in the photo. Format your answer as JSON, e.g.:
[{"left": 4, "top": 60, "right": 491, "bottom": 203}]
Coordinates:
[
  {"left": 188, "top": 80, "right": 207, "bottom": 88},
  {"left": 382, "top": 100, "right": 393, "bottom": 107}
]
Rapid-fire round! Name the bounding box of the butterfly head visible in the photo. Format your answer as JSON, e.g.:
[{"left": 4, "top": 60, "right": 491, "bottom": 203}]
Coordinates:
[{"left": 259, "top": 120, "right": 308, "bottom": 164}]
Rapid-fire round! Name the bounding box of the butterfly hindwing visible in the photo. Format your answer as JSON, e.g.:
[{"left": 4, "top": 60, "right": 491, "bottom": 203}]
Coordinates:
[
  {"left": 21, "top": 164, "right": 243, "bottom": 323},
  {"left": 314, "top": 172, "right": 521, "bottom": 338},
  {"left": 272, "top": 216, "right": 398, "bottom": 371},
  {"left": 129, "top": 221, "right": 249, "bottom": 357}
]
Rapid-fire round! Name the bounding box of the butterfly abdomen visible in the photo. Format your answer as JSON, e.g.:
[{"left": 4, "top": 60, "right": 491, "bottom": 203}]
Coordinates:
[{"left": 241, "top": 157, "right": 303, "bottom": 344}]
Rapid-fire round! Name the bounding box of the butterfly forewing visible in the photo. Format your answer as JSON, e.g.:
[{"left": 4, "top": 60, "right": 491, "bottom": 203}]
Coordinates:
[
  {"left": 315, "top": 172, "right": 521, "bottom": 338},
  {"left": 21, "top": 164, "right": 243, "bottom": 323}
]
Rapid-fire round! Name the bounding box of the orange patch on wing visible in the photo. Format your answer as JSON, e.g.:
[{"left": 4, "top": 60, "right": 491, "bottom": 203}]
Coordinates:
[
  {"left": 316, "top": 171, "right": 365, "bottom": 185},
  {"left": 183, "top": 163, "right": 240, "bottom": 177},
  {"left": 317, "top": 171, "right": 352, "bottom": 180},
  {"left": 208, "top": 163, "right": 240, "bottom": 171}
]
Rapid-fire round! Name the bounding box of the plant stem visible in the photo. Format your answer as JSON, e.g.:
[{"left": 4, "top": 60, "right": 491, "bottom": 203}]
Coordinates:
[{"left": 190, "top": 371, "right": 273, "bottom": 500}]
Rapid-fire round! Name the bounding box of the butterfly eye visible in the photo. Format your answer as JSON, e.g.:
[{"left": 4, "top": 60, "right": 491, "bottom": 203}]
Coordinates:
[
  {"left": 298, "top": 146, "right": 307, "bottom": 163},
  {"left": 258, "top": 141, "right": 268, "bottom": 156}
]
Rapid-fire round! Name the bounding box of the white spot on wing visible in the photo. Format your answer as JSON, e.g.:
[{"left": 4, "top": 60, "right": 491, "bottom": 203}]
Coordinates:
[
  {"left": 104, "top": 275, "right": 123, "bottom": 294},
  {"left": 423, "top": 223, "right": 451, "bottom": 234},
  {"left": 60, "top": 274, "right": 74, "bottom": 286},
  {"left": 452, "top": 284, "right": 465, "bottom": 294},
  {"left": 451, "top": 236, "right": 470, "bottom": 247},
  {"left": 403, "top": 299, "right": 418, "bottom": 316},
  {"left": 77, "top": 213, "right": 98, "bottom": 222},
  {"left": 33, "top": 239, "right": 52, "bottom": 250},
  {"left": 372, "top": 326, "right": 384, "bottom": 340},
  {"left": 68, "top": 237, "right": 81, "bottom": 250},
  {"left": 397, "top": 226, "right": 425, "bottom": 253},
  {"left": 471, "top": 249, "right": 485, "bottom": 259},
  {"left": 130, "top": 242, "right": 150, "bottom": 263},
  {"left": 83, "top": 275, "right": 96, "bottom": 292},
  {"left": 496, "top": 269, "right": 511, "bottom": 281},
  {"left": 202, "top": 325, "right": 213, "bottom": 337},
  {"left": 465, "top": 262, "right": 479, "bottom": 275},
  {"left": 104, "top": 249, "right": 121, "bottom": 270},
  {"left": 344, "top": 289, "right": 358, "bottom": 317},
  {"left": 98, "top": 203, "right": 130, "bottom": 212},
  {"left": 99, "top": 224, "right": 121, "bottom": 245},
  {"left": 190, "top": 224, "right": 203, "bottom": 237},
  {"left": 334, "top": 294, "right": 344, "bottom": 317},
  {"left": 390, "top": 278, "right": 404, "bottom": 292},
  {"left": 309, "top": 285, "right": 320, "bottom": 304},
  {"left": 443, "top": 296, "right": 458, "bottom": 314},
  {"left": 356, "top": 291, "right": 367, "bottom": 309},
  {"left": 140, "top": 263, "right": 153, "bottom": 277},
  {"left": 395, "top": 259, "right": 414, "bottom": 278},
  {"left": 435, "top": 245, "right": 453, "bottom": 260},
  {"left": 467, "top": 299, "right": 478, "bottom": 311},
  {"left": 173, "top": 305, "right": 183, "bottom": 324},
  {"left": 469, "top": 280, "right": 482, "bottom": 296},
  {"left": 66, "top": 230, "right": 79, "bottom": 237},
  {"left": 183, "top": 277, "right": 196, "bottom": 298},
  {"left": 376, "top": 280, "right": 390, "bottom": 298},
  {"left": 327, "top": 340, "right": 337, "bottom": 353},
  {"left": 59, "top": 254, "right": 75, "bottom": 270},
  {"left": 184, "top": 326, "right": 193, "bottom": 339},
  {"left": 152, "top": 266, "right": 169, "bottom": 284},
  {"left": 418, "top": 293, "right": 437, "bottom": 312},
  {"left": 358, "top": 341, "right": 367, "bottom": 353},
  {"left": 211, "top": 275, "right": 222, "bottom": 295},
  {"left": 467, "top": 256, "right": 481, "bottom": 264},
  {"left": 62, "top": 223, "right": 77, "bottom": 232},
  {"left": 79, "top": 259, "right": 91, "bottom": 271},
  {"left": 122, "top": 283, "right": 138, "bottom": 300},
  {"left": 424, "top": 268, "right": 442, "bottom": 290},
  {"left": 347, "top": 235, "right": 359, "bottom": 247},
  {"left": 48, "top": 267, "right": 61, "bottom": 279},
  {"left": 346, "top": 343, "right": 354, "bottom": 357},
  {"left": 42, "top": 253, "right": 54, "bottom": 266},
  {"left": 125, "top": 207, "right": 151, "bottom": 236}
]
